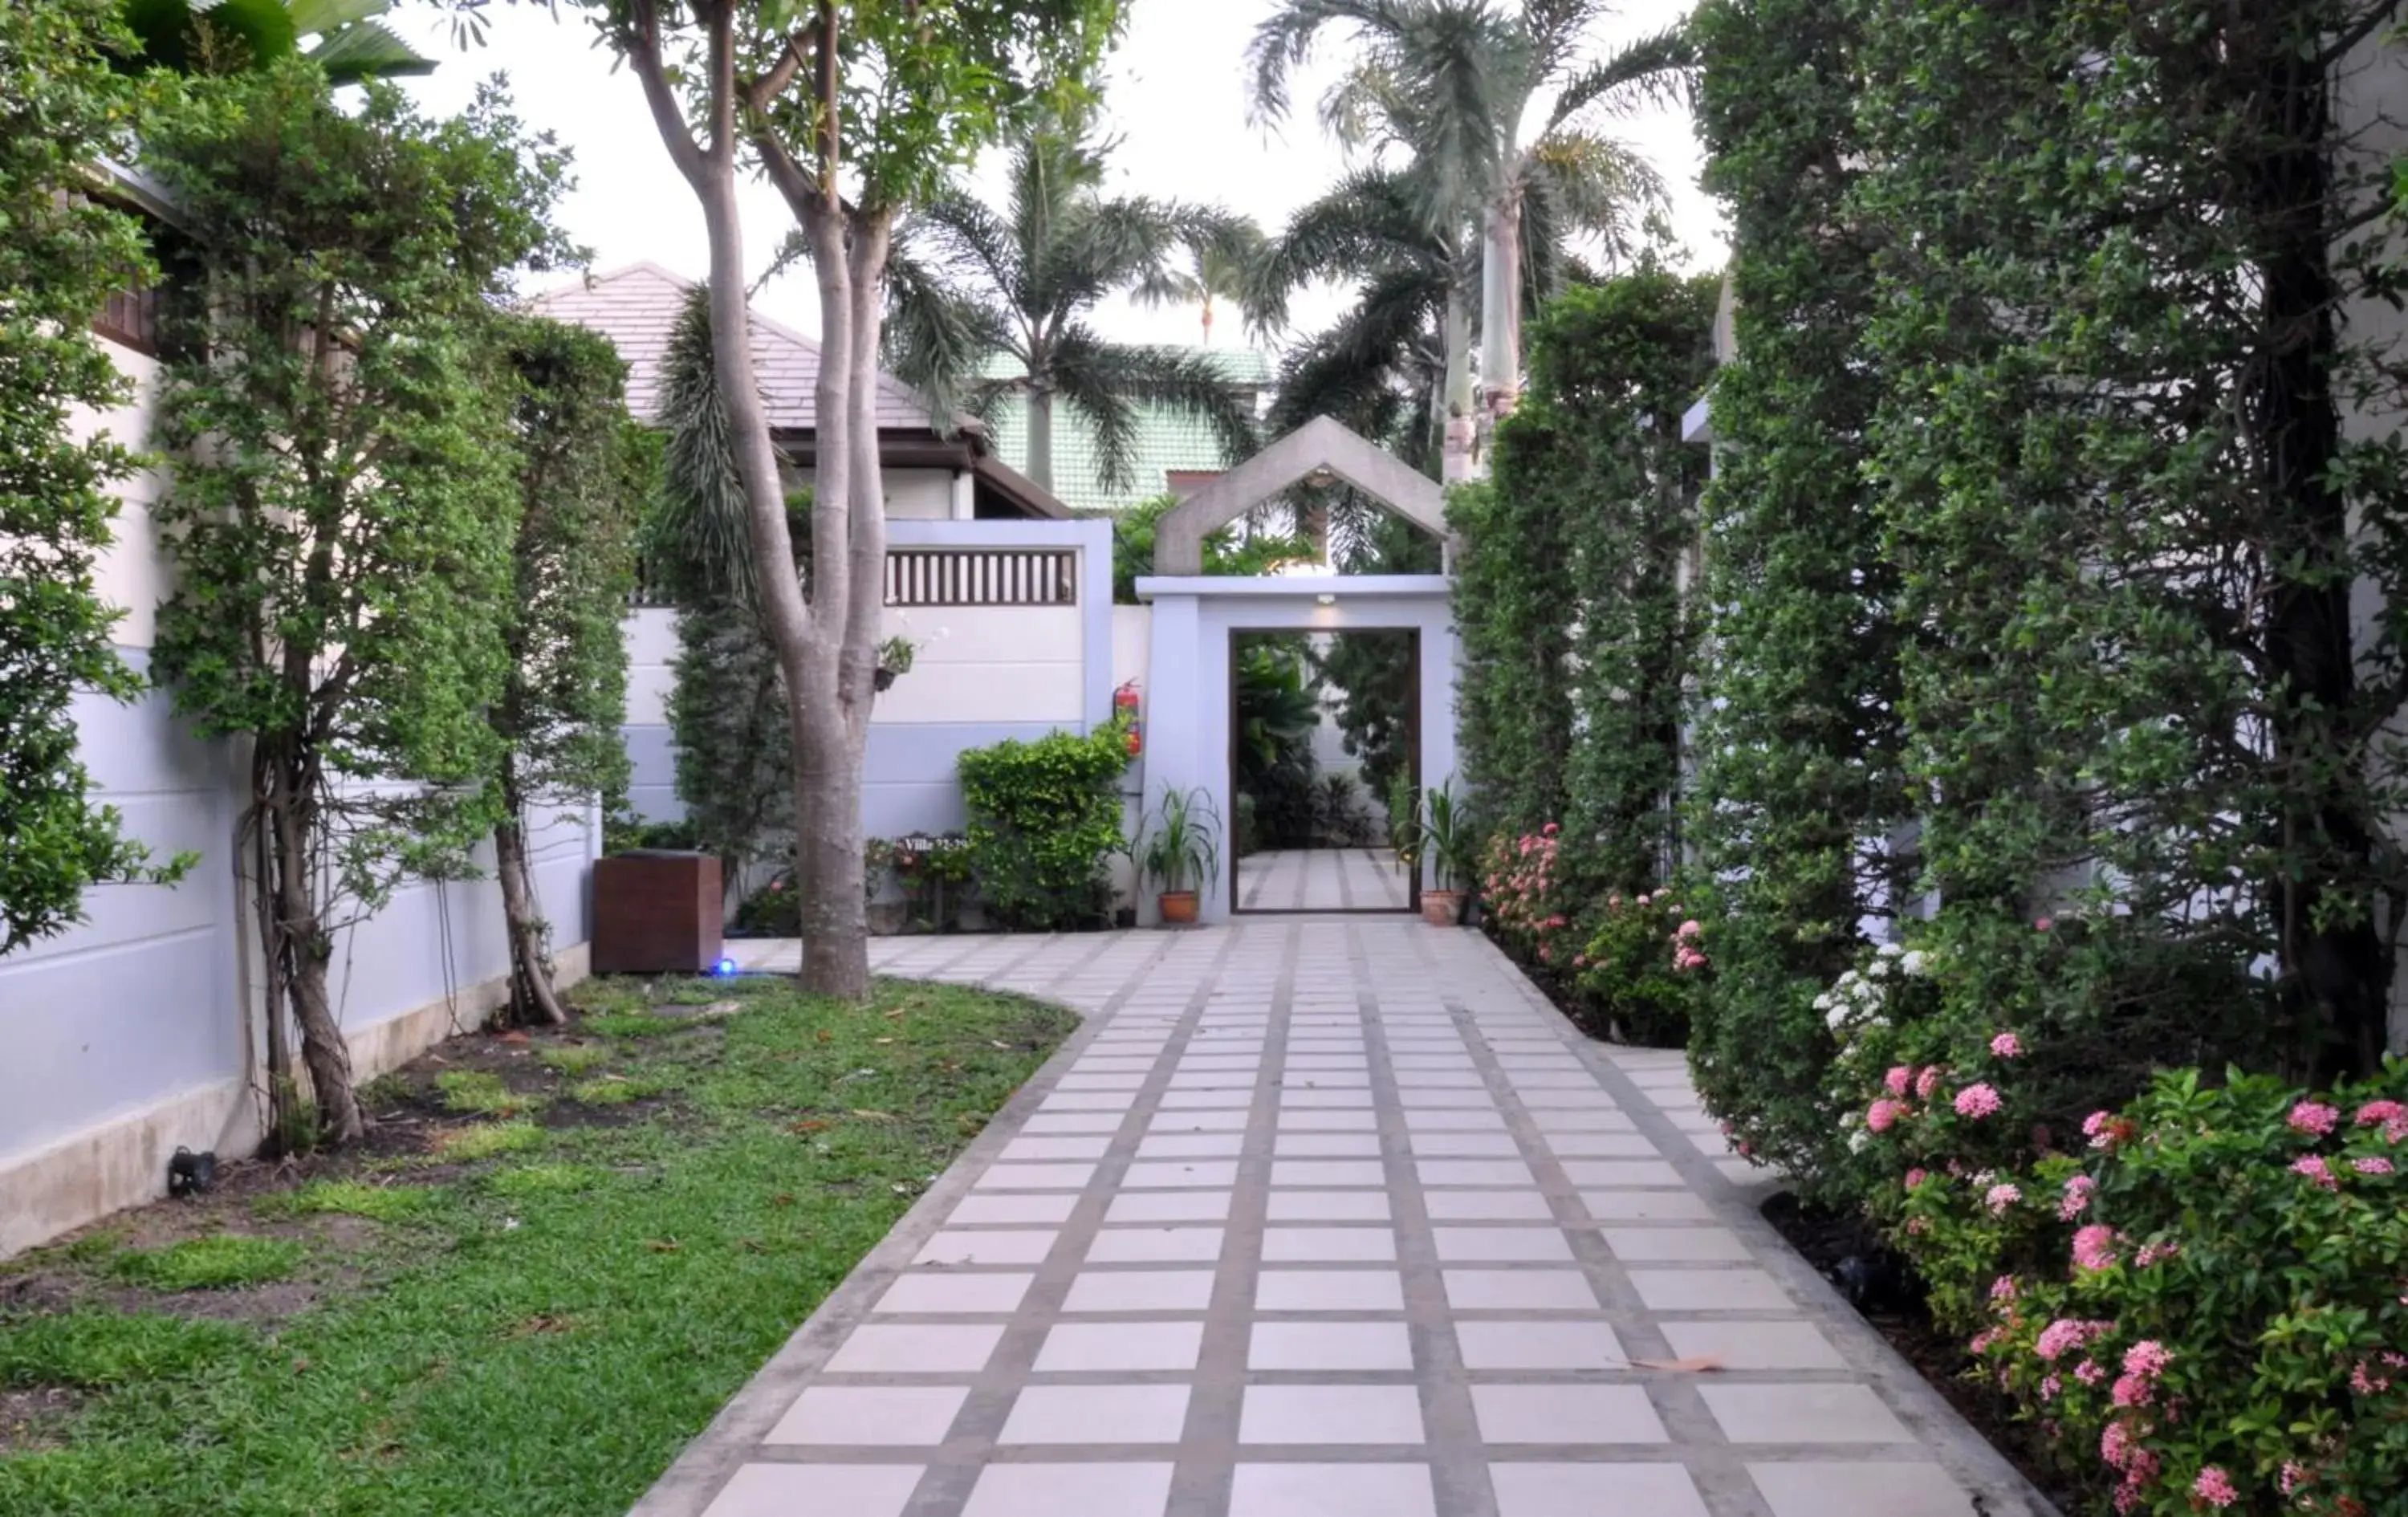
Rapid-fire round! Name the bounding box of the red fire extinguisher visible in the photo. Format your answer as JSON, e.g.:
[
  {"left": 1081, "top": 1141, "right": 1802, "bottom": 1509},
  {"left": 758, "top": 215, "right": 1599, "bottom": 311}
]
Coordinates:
[{"left": 1114, "top": 680, "right": 1142, "bottom": 756}]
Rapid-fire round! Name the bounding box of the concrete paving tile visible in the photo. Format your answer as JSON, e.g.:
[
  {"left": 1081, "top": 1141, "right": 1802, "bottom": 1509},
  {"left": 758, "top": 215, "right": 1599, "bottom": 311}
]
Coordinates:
[
  {"left": 1597, "top": 1226, "right": 1753, "bottom": 1262},
  {"left": 1266, "top": 1190, "right": 1393, "bottom": 1222},
  {"left": 1442, "top": 1269, "right": 1602, "bottom": 1312},
  {"left": 826, "top": 1323, "right": 1005, "bottom": 1373},
  {"left": 914, "top": 1230, "right": 1058, "bottom": 1266},
  {"left": 998, "top": 1385, "right": 1190, "bottom": 1444},
  {"left": 1424, "top": 1191, "right": 1556, "bottom": 1222},
  {"left": 1249, "top": 1320, "right": 1416, "bottom": 1371},
  {"left": 1229, "top": 1463, "right": 1438, "bottom": 1517},
  {"left": 1105, "top": 1190, "right": 1234, "bottom": 1223},
  {"left": 1629, "top": 1268, "right": 1795, "bottom": 1312},
  {"left": 1702, "top": 1384, "right": 1917, "bottom": 1443},
  {"left": 959, "top": 1462, "right": 1173, "bottom": 1517},
  {"left": 1272, "top": 1160, "right": 1389, "bottom": 1187},
  {"left": 1033, "top": 1320, "right": 1205, "bottom": 1372},
  {"left": 1085, "top": 1226, "right": 1226, "bottom": 1263},
  {"left": 1454, "top": 1320, "right": 1625, "bottom": 1370},
  {"left": 766, "top": 1385, "right": 967, "bottom": 1446},
  {"left": 1263, "top": 1226, "right": 1399, "bottom": 1263},
  {"left": 873, "top": 1272, "right": 1035, "bottom": 1316},
  {"left": 1471, "top": 1384, "right": 1668, "bottom": 1443},
  {"left": 1432, "top": 1226, "right": 1576, "bottom": 1263},
  {"left": 1061, "top": 1270, "right": 1218, "bottom": 1314},
  {"left": 1256, "top": 1269, "right": 1406, "bottom": 1312},
  {"left": 945, "top": 1194, "right": 1080, "bottom": 1226},
  {"left": 1747, "top": 1462, "right": 1978, "bottom": 1516},
  {"left": 699, "top": 1464, "right": 922, "bottom": 1517},
  {"left": 1489, "top": 1462, "right": 1708, "bottom": 1517},
  {"left": 1239, "top": 1384, "right": 1426, "bottom": 1444}
]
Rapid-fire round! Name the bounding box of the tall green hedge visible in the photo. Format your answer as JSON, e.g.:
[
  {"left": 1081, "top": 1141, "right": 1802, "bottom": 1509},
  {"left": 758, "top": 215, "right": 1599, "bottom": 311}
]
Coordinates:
[
  {"left": 1450, "top": 269, "right": 1717, "bottom": 873},
  {"left": 958, "top": 724, "right": 1129, "bottom": 931}
]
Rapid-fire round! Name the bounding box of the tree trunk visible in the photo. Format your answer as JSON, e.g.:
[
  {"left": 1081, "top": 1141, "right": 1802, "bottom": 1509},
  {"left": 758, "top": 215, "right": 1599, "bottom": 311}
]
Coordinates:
[
  {"left": 2247, "top": 26, "right": 2386, "bottom": 1078},
  {"left": 1479, "top": 187, "right": 1523, "bottom": 423},
  {"left": 495, "top": 799, "right": 567, "bottom": 1027},
  {"left": 1027, "top": 384, "right": 1056, "bottom": 494},
  {"left": 1441, "top": 279, "right": 1475, "bottom": 484},
  {"left": 246, "top": 750, "right": 303, "bottom": 1152},
  {"left": 262, "top": 751, "right": 364, "bottom": 1147}
]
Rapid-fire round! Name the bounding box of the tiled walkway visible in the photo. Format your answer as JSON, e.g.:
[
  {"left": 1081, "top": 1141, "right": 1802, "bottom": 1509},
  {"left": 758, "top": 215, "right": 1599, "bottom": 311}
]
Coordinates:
[
  {"left": 666, "top": 925, "right": 2051, "bottom": 1517},
  {"left": 1235, "top": 848, "right": 1412, "bottom": 913}
]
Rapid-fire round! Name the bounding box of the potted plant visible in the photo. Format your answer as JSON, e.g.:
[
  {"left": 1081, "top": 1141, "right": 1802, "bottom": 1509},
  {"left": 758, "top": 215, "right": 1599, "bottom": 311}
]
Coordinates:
[
  {"left": 1415, "top": 779, "right": 1474, "bottom": 926},
  {"left": 873, "top": 634, "right": 917, "bottom": 692},
  {"left": 1137, "top": 786, "right": 1221, "bottom": 925}
]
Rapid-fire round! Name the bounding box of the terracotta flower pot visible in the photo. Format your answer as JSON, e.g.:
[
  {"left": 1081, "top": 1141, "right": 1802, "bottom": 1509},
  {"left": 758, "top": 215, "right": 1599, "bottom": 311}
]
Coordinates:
[
  {"left": 1422, "top": 889, "right": 1464, "bottom": 927},
  {"left": 1158, "top": 890, "right": 1200, "bottom": 925}
]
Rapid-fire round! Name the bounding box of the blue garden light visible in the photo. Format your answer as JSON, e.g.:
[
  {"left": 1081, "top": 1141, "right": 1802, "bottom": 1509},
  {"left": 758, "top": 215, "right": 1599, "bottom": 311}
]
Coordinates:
[{"left": 713, "top": 956, "right": 738, "bottom": 977}]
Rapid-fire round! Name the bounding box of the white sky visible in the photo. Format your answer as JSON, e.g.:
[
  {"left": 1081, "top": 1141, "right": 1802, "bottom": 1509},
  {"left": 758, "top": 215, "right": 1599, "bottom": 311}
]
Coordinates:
[{"left": 393, "top": 1, "right": 1723, "bottom": 352}]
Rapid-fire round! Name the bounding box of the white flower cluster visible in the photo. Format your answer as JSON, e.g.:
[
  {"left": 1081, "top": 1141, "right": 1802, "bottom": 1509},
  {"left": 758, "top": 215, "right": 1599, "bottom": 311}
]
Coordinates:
[{"left": 1813, "top": 942, "right": 1931, "bottom": 1043}]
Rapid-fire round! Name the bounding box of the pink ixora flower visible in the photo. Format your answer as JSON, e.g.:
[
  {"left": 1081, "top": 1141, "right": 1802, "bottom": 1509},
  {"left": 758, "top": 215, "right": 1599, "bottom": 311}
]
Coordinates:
[
  {"left": 2133, "top": 1241, "right": 2179, "bottom": 1268},
  {"left": 1677, "top": 918, "right": 1702, "bottom": 938},
  {"left": 2123, "top": 1340, "right": 2172, "bottom": 1380},
  {"left": 1903, "top": 1167, "right": 1930, "bottom": 1190},
  {"left": 1984, "top": 1182, "right": 2022, "bottom": 1214},
  {"left": 2353, "top": 1156, "right": 2395, "bottom": 1176},
  {"left": 2279, "top": 1462, "right": 2308, "bottom": 1496},
  {"left": 2060, "top": 1173, "right": 2097, "bottom": 1220},
  {"left": 2040, "top": 1373, "right": 2063, "bottom": 1401},
  {"left": 1915, "top": 1066, "right": 1944, "bottom": 1101},
  {"left": 1989, "top": 1031, "right": 2024, "bottom": 1059},
  {"left": 2356, "top": 1099, "right": 2408, "bottom": 1142},
  {"left": 1954, "top": 1083, "right": 2003, "bottom": 1119},
  {"left": 2112, "top": 1373, "right": 2154, "bottom": 1409},
  {"left": 2288, "top": 1100, "right": 2341, "bottom": 1137},
  {"left": 1989, "top": 1275, "right": 2020, "bottom": 1303},
  {"left": 2034, "top": 916, "right": 2053, "bottom": 932},
  {"left": 2193, "top": 1466, "right": 2239, "bottom": 1509},
  {"left": 2290, "top": 1155, "right": 2339, "bottom": 1190},
  {"left": 1885, "top": 1064, "right": 1914, "bottom": 1096},
  {"left": 2035, "top": 1318, "right": 2111, "bottom": 1361},
  {"left": 2072, "top": 1224, "right": 2120, "bottom": 1271},
  {"left": 1866, "top": 1099, "right": 1907, "bottom": 1133},
  {"left": 2075, "top": 1358, "right": 2106, "bottom": 1386}
]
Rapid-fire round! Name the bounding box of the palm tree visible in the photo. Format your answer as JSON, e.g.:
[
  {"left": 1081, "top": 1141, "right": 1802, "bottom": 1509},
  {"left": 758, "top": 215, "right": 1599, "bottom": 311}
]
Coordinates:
[
  {"left": 1147, "top": 222, "right": 1269, "bottom": 347},
  {"left": 883, "top": 108, "right": 1262, "bottom": 498},
  {"left": 1249, "top": 0, "right": 1691, "bottom": 475}
]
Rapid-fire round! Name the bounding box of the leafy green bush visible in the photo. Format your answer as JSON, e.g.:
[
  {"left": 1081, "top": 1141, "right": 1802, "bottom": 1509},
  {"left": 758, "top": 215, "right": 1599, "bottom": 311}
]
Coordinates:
[
  {"left": 957, "top": 724, "right": 1129, "bottom": 931},
  {"left": 1572, "top": 889, "right": 1705, "bottom": 1050}
]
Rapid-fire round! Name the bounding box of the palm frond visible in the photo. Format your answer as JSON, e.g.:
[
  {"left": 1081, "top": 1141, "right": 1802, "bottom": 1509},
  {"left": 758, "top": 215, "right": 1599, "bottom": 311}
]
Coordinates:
[
  {"left": 1524, "top": 128, "right": 1666, "bottom": 268},
  {"left": 883, "top": 246, "right": 1015, "bottom": 428},
  {"left": 1247, "top": 0, "right": 1428, "bottom": 126},
  {"left": 653, "top": 283, "right": 758, "bottom": 604},
  {"left": 1542, "top": 25, "right": 1697, "bottom": 138},
  {"left": 1267, "top": 266, "right": 1447, "bottom": 438},
  {"left": 1053, "top": 331, "right": 1260, "bottom": 492}
]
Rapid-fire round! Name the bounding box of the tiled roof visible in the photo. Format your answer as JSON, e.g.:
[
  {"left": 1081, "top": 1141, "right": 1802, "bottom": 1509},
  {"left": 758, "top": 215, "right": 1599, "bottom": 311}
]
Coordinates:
[
  {"left": 976, "top": 348, "right": 1271, "bottom": 514},
  {"left": 529, "top": 262, "right": 939, "bottom": 435}
]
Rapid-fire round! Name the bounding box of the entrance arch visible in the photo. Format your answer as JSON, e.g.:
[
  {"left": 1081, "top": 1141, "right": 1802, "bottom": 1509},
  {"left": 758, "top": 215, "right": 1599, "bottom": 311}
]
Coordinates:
[{"left": 1133, "top": 420, "right": 1458, "bottom": 925}]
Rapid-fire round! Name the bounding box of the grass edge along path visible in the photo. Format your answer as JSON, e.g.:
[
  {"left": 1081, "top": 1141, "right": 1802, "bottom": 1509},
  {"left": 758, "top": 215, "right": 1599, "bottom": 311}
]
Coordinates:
[{"left": 0, "top": 975, "right": 1076, "bottom": 1516}]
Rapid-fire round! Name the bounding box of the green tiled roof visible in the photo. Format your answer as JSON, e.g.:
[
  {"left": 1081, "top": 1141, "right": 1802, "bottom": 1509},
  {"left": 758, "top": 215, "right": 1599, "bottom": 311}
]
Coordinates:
[{"left": 976, "top": 348, "right": 1270, "bottom": 514}]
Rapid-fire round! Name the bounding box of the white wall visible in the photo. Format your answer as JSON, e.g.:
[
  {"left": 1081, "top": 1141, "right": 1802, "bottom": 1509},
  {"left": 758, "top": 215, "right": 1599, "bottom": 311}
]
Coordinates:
[
  {"left": 883, "top": 468, "right": 960, "bottom": 521},
  {"left": 876, "top": 604, "right": 1084, "bottom": 726},
  {"left": 1133, "top": 575, "right": 1456, "bottom": 925}
]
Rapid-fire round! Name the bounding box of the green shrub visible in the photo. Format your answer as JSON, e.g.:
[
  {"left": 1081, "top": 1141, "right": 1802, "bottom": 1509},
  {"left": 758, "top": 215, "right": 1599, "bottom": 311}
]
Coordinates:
[
  {"left": 729, "top": 874, "right": 798, "bottom": 937},
  {"left": 1572, "top": 889, "right": 1703, "bottom": 1050},
  {"left": 957, "top": 723, "right": 1129, "bottom": 931},
  {"left": 109, "top": 1235, "right": 302, "bottom": 1291}
]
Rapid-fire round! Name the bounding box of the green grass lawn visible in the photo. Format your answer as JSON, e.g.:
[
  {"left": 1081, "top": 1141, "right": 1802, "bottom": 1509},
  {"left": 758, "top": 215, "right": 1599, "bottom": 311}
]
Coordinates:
[{"left": 0, "top": 976, "right": 1074, "bottom": 1516}]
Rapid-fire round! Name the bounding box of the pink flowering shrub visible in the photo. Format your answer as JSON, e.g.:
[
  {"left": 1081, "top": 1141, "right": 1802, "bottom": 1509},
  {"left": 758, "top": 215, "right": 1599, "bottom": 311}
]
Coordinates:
[
  {"left": 1480, "top": 828, "right": 1579, "bottom": 969},
  {"left": 1895, "top": 1063, "right": 2408, "bottom": 1515},
  {"left": 1567, "top": 875, "right": 1714, "bottom": 1047}
]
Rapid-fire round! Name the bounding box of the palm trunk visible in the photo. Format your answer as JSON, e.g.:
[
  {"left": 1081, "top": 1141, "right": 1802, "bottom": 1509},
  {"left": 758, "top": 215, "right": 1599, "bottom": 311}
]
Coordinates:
[
  {"left": 1441, "top": 279, "right": 1475, "bottom": 483},
  {"left": 1479, "top": 188, "right": 1523, "bottom": 425},
  {"left": 1027, "top": 385, "right": 1056, "bottom": 493},
  {"left": 495, "top": 794, "right": 567, "bottom": 1027}
]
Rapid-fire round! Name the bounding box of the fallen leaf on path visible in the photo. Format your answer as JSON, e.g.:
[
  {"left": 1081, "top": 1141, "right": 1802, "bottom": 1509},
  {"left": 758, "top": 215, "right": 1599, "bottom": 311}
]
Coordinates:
[
  {"left": 644, "top": 1238, "right": 681, "bottom": 1253},
  {"left": 496, "top": 1031, "right": 530, "bottom": 1045},
  {"left": 1632, "top": 1354, "right": 1725, "bottom": 1373},
  {"left": 849, "top": 1109, "right": 896, "bottom": 1121},
  {"left": 789, "top": 1119, "right": 831, "bottom": 1134}
]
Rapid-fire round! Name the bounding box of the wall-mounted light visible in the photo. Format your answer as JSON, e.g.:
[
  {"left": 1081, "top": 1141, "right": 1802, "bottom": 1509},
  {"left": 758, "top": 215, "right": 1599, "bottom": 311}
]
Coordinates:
[{"left": 1316, "top": 592, "right": 1336, "bottom": 606}]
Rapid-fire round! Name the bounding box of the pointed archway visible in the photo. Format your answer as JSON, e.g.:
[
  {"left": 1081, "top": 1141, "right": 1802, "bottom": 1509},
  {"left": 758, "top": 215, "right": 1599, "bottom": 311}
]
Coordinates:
[{"left": 1152, "top": 416, "right": 1459, "bottom": 574}]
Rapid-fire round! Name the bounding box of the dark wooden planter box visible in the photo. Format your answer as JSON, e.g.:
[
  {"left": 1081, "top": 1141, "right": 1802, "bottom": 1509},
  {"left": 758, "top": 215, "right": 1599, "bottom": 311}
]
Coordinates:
[{"left": 592, "top": 850, "right": 722, "bottom": 974}]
